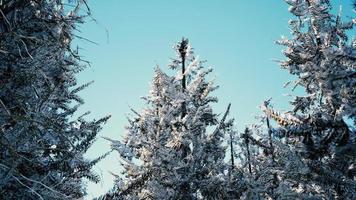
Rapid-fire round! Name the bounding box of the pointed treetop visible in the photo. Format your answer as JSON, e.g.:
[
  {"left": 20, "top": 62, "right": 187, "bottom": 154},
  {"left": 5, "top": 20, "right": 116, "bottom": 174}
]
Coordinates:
[
  {"left": 169, "top": 37, "right": 194, "bottom": 70},
  {"left": 178, "top": 37, "right": 189, "bottom": 58}
]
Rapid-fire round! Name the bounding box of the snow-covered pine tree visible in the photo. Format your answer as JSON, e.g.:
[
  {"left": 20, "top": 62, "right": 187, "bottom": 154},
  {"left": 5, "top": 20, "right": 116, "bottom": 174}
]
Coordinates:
[
  {"left": 237, "top": 102, "right": 309, "bottom": 199},
  {"left": 230, "top": 119, "right": 278, "bottom": 200},
  {"left": 0, "top": 1, "right": 109, "bottom": 199},
  {"left": 104, "top": 38, "right": 241, "bottom": 199},
  {"left": 244, "top": 0, "right": 356, "bottom": 199}
]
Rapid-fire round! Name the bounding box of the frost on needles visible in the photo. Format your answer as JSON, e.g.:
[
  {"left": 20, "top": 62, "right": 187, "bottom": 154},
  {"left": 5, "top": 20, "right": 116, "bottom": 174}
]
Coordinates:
[
  {"left": 0, "top": 1, "right": 109, "bottom": 199},
  {"left": 237, "top": 0, "right": 356, "bottom": 199},
  {"left": 0, "top": 0, "right": 355, "bottom": 200},
  {"left": 103, "top": 38, "right": 245, "bottom": 199}
]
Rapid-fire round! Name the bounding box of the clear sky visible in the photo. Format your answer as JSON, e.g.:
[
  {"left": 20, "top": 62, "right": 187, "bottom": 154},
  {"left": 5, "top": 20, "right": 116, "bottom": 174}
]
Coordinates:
[{"left": 73, "top": 0, "right": 354, "bottom": 198}]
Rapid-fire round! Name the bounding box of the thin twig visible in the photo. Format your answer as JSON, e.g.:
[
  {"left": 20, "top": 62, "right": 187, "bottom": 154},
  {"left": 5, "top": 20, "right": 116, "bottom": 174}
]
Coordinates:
[
  {"left": 0, "top": 8, "right": 12, "bottom": 31},
  {"left": 129, "top": 106, "right": 141, "bottom": 118},
  {"left": 12, "top": 175, "right": 45, "bottom": 200},
  {"left": 212, "top": 103, "right": 231, "bottom": 136},
  {"left": 19, "top": 174, "right": 71, "bottom": 198},
  {"left": 0, "top": 98, "right": 11, "bottom": 115},
  {"left": 20, "top": 39, "right": 33, "bottom": 59},
  {"left": 0, "top": 163, "right": 70, "bottom": 199}
]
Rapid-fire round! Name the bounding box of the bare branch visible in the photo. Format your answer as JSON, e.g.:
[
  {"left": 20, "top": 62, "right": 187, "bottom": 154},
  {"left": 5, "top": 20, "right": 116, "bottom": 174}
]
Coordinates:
[{"left": 212, "top": 103, "right": 231, "bottom": 135}]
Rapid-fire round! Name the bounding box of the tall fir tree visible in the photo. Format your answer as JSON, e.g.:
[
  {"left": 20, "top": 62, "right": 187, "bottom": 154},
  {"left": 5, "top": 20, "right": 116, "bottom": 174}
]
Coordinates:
[
  {"left": 104, "top": 38, "right": 243, "bottom": 200},
  {"left": 241, "top": 0, "right": 356, "bottom": 199},
  {"left": 0, "top": 1, "right": 109, "bottom": 199}
]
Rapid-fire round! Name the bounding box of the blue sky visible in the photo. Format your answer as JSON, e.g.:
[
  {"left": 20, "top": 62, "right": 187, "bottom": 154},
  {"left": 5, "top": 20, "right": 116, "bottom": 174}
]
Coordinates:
[{"left": 73, "top": 0, "right": 354, "bottom": 198}]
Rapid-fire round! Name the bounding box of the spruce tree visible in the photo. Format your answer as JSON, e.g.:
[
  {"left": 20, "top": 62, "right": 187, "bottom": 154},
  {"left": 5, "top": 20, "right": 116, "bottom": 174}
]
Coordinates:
[
  {"left": 242, "top": 0, "right": 356, "bottom": 199},
  {"left": 104, "top": 38, "right": 241, "bottom": 199},
  {"left": 0, "top": 1, "right": 109, "bottom": 199}
]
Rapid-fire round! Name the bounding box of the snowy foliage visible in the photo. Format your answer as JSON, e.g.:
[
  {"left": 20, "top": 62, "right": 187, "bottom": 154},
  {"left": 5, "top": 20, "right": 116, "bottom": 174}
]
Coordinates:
[
  {"left": 242, "top": 1, "right": 356, "bottom": 199},
  {"left": 1, "top": 0, "right": 355, "bottom": 199},
  {"left": 103, "top": 39, "right": 244, "bottom": 200},
  {"left": 0, "top": 1, "right": 109, "bottom": 199}
]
